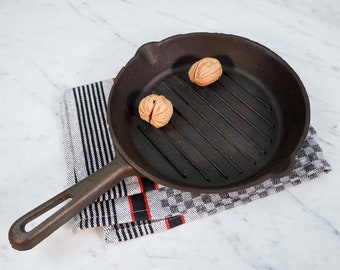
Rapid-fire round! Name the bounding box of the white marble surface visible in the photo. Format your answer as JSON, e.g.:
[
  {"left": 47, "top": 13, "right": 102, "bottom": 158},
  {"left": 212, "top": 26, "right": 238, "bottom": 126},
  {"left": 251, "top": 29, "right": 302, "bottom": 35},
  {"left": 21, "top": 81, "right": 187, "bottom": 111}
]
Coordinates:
[{"left": 1, "top": 0, "right": 339, "bottom": 269}]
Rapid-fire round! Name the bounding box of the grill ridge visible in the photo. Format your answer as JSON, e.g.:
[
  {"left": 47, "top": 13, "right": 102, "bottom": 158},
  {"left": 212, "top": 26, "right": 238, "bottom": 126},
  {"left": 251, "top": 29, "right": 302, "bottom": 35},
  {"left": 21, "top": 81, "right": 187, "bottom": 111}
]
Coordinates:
[
  {"left": 174, "top": 75, "right": 269, "bottom": 154},
  {"left": 136, "top": 66, "right": 280, "bottom": 186},
  {"left": 140, "top": 124, "right": 211, "bottom": 181},
  {"left": 138, "top": 125, "right": 188, "bottom": 178},
  {"left": 162, "top": 80, "right": 257, "bottom": 165},
  {"left": 218, "top": 74, "right": 276, "bottom": 128},
  {"left": 225, "top": 72, "right": 273, "bottom": 111},
  {"left": 168, "top": 115, "right": 229, "bottom": 179},
  {"left": 200, "top": 82, "right": 272, "bottom": 143},
  {"left": 172, "top": 108, "right": 243, "bottom": 174}
]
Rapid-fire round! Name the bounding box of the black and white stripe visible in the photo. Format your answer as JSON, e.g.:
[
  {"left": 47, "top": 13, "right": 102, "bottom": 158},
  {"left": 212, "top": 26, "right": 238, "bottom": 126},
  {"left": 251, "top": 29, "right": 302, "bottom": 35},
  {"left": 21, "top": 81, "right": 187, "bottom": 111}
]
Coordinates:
[
  {"left": 78, "top": 199, "right": 119, "bottom": 229},
  {"left": 107, "top": 220, "right": 155, "bottom": 242},
  {"left": 72, "top": 81, "right": 127, "bottom": 203}
]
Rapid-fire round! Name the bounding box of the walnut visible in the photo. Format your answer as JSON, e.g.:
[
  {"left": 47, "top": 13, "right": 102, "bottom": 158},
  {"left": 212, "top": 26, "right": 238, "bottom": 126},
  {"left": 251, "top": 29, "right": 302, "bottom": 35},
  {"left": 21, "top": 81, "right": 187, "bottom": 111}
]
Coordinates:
[
  {"left": 138, "top": 94, "right": 173, "bottom": 128},
  {"left": 188, "top": 57, "right": 223, "bottom": 86}
]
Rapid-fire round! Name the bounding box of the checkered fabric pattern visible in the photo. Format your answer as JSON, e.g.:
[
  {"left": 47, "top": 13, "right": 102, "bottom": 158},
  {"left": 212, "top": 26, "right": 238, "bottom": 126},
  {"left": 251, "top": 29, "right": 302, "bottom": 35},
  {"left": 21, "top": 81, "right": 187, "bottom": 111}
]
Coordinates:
[{"left": 61, "top": 78, "right": 331, "bottom": 243}]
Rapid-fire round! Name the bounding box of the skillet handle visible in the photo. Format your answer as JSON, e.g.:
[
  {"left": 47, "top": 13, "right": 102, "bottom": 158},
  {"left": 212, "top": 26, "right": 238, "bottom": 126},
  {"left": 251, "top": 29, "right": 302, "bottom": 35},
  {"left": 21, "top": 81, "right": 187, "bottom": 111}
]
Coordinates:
[{"left": 8, "top": 153, "right": 136, "bottom": 251}]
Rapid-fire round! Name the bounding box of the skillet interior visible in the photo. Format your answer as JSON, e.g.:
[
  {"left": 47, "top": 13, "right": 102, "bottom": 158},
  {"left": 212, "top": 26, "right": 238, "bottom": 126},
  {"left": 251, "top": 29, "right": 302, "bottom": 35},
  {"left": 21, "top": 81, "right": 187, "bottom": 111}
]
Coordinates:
[{"left": 108, "top": 33, "right": 310, "bottom": 193}]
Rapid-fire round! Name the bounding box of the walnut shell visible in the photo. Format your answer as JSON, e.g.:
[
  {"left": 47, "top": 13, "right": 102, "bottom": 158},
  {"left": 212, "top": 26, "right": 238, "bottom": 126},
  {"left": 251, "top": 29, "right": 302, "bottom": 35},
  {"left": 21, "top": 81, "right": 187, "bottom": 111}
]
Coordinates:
[
  {"left": 138, "top": 94, "right": 173, "bottom": 128},
  {"left": 188, "top": 57, "right": 223, "bottom": 86}
]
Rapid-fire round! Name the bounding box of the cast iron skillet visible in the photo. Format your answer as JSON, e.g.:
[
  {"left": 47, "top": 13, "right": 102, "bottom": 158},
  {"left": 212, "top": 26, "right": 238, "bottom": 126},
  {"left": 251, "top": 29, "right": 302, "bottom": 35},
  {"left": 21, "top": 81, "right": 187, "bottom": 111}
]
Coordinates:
[{"left": 9, "top": 32, "right": 310, "bottom": 250}]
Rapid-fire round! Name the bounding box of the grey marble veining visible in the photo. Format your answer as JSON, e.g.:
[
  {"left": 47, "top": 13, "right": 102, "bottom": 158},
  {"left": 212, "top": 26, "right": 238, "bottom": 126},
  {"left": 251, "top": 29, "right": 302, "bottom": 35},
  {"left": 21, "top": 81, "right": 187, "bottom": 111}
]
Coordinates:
[{"left": 0, "top": 0, "right": 339, "bottom": 269}]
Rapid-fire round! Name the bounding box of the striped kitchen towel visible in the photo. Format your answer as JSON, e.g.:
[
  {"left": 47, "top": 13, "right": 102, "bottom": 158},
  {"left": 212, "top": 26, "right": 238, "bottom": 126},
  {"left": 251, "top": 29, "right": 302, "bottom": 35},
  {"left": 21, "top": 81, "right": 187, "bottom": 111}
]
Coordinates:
[{"left": 61, "top": 78, "right": 331, "bottom": 243}]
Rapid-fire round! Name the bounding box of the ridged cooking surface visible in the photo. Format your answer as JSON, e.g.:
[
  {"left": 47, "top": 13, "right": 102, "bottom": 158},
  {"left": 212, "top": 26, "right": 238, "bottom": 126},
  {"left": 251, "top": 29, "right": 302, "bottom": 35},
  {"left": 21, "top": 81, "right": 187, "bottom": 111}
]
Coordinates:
[{"left": 136, "top": 67, "right": 279, "bottom": 187}]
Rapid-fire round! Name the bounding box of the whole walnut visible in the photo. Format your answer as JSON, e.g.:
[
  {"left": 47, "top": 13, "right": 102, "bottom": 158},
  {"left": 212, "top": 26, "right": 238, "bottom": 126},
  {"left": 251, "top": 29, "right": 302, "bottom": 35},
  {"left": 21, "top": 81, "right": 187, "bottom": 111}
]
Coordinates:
[
  {"left": 188, "top": 57, "right": 223, "bottom": 86},
  {"left": 138, "top": 94, "right": 173, "bottom": 128}
]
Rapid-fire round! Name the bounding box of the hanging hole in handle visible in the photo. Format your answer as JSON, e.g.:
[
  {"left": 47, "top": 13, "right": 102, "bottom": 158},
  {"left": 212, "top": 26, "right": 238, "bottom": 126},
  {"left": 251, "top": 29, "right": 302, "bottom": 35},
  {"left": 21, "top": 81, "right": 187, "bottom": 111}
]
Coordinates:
[{"left": 24, "top": 197, "right": 73, "bottom": 232}]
